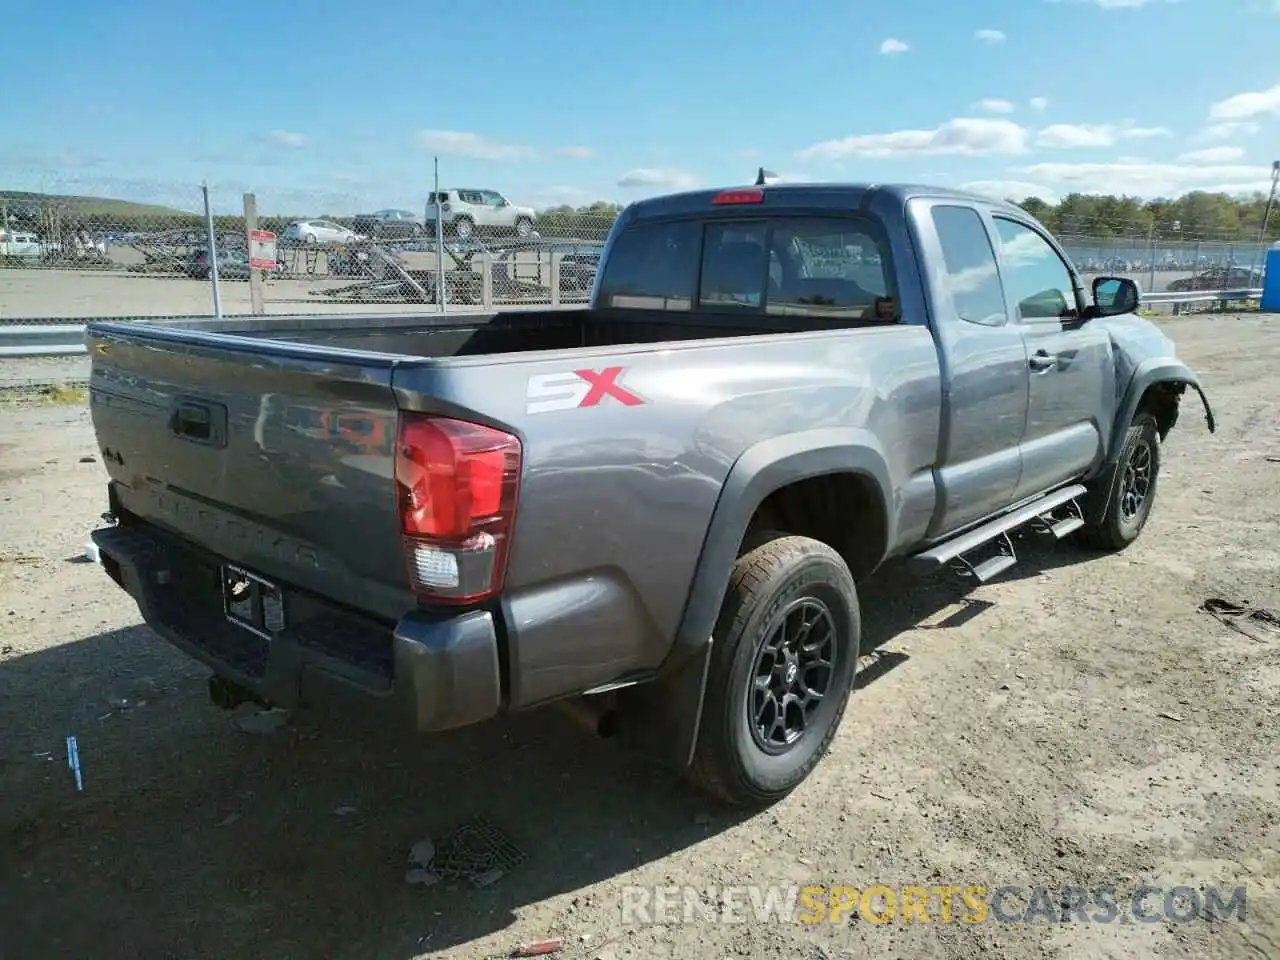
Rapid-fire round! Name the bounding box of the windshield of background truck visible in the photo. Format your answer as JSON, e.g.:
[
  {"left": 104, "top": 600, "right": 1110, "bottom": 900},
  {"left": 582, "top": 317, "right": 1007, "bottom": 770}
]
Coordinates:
[{"left": 599, "top": 215, "right": 896, "bottom": 319}]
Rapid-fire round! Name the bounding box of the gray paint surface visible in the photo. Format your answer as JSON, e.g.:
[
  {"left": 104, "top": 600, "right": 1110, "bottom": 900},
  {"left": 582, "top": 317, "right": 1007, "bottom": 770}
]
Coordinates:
[{"left": 84, "top": 182, "right": 1213, "bottom": 720}]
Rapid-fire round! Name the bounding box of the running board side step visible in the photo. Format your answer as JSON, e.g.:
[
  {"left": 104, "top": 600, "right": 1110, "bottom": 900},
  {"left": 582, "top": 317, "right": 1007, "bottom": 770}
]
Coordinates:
[{"left": 910, "top": 484, "right": 1088, "bottom": 583}]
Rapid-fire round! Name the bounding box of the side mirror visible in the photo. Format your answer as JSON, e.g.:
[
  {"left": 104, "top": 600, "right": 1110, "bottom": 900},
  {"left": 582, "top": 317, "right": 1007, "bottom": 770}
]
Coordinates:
[{"left": 1091, "top": 276, "right": 1140, "bottom": 317}]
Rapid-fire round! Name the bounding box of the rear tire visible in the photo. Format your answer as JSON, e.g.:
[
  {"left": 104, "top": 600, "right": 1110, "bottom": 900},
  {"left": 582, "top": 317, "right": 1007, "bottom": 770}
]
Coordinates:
[
  {"left": 454, "top": 217, "right": 474, "bottom": 240},
  {"left": 515, "top": 217, "right": 534, "bottom": 239},
  {"left": 1080, "top": 412, "right": 1161, "bottom": 551},
  {"left": 688, "top": 535, "right": 859, "bottom": 806}
]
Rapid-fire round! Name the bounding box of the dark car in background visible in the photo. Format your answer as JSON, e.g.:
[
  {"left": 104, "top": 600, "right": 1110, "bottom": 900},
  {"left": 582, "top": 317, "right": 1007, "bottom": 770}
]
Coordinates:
[
  {"left": 184, "top": 248, "right": 251, "bottom": 280},
  {"left": 352, "top": 209, "right": 425, "bottom": 240},
  {"left": 184, "top": 247, "right": 283, "bottom": 280},
  {"left": 1166, "top": 266, "right": 1265, "bottom": 292}
]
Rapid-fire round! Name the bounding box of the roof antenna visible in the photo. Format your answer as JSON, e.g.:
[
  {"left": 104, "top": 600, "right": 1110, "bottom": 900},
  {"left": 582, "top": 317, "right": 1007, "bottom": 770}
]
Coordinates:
[{"left": 755, "top": 167, "right": 780, "bottom": 186}]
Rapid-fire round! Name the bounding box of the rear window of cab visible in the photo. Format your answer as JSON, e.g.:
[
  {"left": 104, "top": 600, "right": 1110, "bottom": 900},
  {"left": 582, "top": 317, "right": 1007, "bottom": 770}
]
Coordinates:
[{"left": 597, "top": 215, "right": 898, "bottom": 321}]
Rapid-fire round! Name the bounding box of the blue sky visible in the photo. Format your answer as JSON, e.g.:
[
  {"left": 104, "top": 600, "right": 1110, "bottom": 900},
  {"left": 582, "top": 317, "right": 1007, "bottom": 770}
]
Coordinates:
[{"left": 2, "top": 0, "right": 1279, "bottom": 215}]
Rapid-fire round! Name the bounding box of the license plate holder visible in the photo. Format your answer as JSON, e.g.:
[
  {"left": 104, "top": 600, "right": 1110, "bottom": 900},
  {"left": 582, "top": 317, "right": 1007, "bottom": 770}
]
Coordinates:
[{"left": 222, "top": 564, "right": 287, "bottom": 638}]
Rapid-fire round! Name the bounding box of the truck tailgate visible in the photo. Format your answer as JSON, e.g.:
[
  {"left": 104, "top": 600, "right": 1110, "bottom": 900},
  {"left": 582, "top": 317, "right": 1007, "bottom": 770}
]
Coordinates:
[{"left": 87, "top": 323, "right": 413, "bottom": 620}]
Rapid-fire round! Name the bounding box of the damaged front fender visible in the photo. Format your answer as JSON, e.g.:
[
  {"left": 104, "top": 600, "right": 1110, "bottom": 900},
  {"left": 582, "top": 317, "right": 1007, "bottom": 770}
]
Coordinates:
[
  {"left": 1109, "top": 358, "right": 1214, "bottom": 464},
  {"left": 1187, "top": 379, "right": 1216, "bottom": 434}
]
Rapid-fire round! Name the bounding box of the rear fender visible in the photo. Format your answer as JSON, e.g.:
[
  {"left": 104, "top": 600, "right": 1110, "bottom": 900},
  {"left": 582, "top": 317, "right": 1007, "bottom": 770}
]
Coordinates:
[{"left": 618, "top": 428, "right": 894, "bottom": 770}]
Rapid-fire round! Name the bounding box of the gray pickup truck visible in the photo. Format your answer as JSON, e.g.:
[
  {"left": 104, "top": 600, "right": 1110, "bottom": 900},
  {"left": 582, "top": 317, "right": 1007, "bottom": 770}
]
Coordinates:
[{"left": 87, "top": 180, "right": 1215, "bottom": 806}]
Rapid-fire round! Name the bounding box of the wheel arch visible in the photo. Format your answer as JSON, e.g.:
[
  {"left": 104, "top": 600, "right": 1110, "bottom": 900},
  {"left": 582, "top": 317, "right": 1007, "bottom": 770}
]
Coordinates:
[
  {"left": 615, "top": 429, "right": 894, "bottom": 771},
  {"left": 1108, "top": 360, "right": 1215, "bottom": 465}
]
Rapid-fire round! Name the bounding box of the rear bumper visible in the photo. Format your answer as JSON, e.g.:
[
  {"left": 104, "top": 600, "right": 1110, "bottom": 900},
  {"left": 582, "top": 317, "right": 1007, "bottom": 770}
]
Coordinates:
[{"left": 91, "top": 523, "right": 502, "bottom": 733}]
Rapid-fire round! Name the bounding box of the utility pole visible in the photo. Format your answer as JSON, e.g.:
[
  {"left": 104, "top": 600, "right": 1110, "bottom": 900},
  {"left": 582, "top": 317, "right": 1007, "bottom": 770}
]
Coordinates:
[
  {"left": 434, "top": 156, "right": 446, "bottom": 312},
  {"left": 202, "top": 182, "right": 222, "bottom": 318},
  {"left": 1256, "top": 161, "right": 1280, "bottom": 264}
]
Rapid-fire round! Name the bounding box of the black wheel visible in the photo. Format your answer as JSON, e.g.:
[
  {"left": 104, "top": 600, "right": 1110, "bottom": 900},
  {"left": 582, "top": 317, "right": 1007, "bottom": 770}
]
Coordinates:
[
  {"left": 1080, "top": 412, "right": 1161, "bottom": 550},
  {"left": 688, "top": 535, "right": 859, "bottom": 806},
  {"left": 515, "top": 217, "right": 534, "bottom": 239},
  {"left": 454, "top": 217, "right": 474, "bottom": 240}
]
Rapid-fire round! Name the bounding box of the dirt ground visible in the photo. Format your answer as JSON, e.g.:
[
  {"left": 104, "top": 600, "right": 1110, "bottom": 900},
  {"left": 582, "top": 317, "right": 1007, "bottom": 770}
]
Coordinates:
[{"left": 1, "top": 313, "right": 1278, "bottom": 960}]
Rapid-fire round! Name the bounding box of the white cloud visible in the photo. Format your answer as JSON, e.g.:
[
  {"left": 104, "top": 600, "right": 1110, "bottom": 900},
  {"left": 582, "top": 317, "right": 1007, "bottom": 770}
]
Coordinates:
[
  {"left": 975, "top": 99, "right": 1015, "bottom": 114},
  {"left": 265, "top": 130, "right": 306, "bottom": 149},
  {"left": 1177, "top": 146, "right": 1246, "bottom": 163},
  {"left": 556, "top": 146, "right": 595, "bottom": 159},
  {"left": 1033, "top": 122, "right": 1170, "bottom": 148},
  {"left": 1029, "top": 97, "right": 1050, "bottom": 111},
  {"left": 879, "top": 38, "right": 909, "bottom": 54},
  {"left": 1123, "top": 125, "right": 1173, "bottom": 139},
  {"left": 617, "top": 168, "right": 700, "bottom": 189},
  {"left": 975, "top": 28, "right": 1006, "bottom": 43},
  {"left": 797, "top": 118, "right": 1028, "bottom": 160},
  {"left": 1016, "top": 160, "right": 1277, "bottom": 197},
  {"left": 1196, "top": 121, "right": 1261, "bottom": 143},
  {"left": 962, "top": 179, "right": 1059, "bottom": 202},
  {"left": 415, "top": 130, "right": 536, "bottom": 162},
  {"left": 1034, "top": 124, "right": 1113, "bottom": 148},
  {"left": 1208, "top": 84, "right": 1280, "bottom": 121}
]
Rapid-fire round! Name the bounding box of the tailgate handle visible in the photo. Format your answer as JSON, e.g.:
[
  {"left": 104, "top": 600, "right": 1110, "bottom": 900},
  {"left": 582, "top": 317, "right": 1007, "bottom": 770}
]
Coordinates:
[{"left": 170, "top": 399, "right": 227, "bottom": 447}]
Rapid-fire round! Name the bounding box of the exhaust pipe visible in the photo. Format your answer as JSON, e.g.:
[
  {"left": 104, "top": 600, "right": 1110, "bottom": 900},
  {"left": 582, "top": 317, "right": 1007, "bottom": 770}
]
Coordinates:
[{"left": 554, "top": 696, "right": 618, "bottom": 739}]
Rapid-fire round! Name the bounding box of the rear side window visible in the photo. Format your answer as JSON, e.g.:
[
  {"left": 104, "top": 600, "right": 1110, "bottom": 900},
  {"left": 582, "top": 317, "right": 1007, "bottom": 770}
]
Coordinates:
[
  {"left": 930, "top": 205, "right": 1007, "bottom": 326},
  {"left": 767, "top": 219, "right": 893, "bottom": 319},
  {"left": 597, "top": 220, "right": 699, "bottom": 310}
]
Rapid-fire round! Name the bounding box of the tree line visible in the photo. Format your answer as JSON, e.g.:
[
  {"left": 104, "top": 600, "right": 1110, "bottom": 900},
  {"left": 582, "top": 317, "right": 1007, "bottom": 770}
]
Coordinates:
[
  {"left": 3, "top": 190, "right": 1276, "bottom": 244},
  {"left": 1013, "top": 190, "right": 1278, "bottom": 242}
]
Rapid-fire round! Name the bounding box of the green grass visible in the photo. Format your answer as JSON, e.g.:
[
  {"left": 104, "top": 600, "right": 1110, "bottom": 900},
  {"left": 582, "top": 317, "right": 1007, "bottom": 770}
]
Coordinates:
[{"left": 1, "top": 190, "right": 192, "bottom": 219}]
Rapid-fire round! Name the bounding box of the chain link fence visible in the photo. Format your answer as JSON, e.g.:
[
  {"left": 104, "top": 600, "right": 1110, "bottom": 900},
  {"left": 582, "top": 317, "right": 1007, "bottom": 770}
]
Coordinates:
[
  {"left": 0, "top": 180, "right": 621, "bottom": 320},
  {"left": 0, "top": 178, "right": 1271, "bottom": 321}
]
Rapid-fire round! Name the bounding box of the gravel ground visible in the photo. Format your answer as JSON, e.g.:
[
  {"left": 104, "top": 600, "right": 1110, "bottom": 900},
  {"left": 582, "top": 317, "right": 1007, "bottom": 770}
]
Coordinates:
[{"left": 1, "top": 313, "right": 1278, "bottom": 960}]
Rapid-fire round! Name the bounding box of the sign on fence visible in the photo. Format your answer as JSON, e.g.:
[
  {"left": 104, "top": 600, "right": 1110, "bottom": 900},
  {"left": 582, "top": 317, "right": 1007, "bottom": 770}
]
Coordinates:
[{"left": 248, "top": 229, "right": 277, "bottom": 270}]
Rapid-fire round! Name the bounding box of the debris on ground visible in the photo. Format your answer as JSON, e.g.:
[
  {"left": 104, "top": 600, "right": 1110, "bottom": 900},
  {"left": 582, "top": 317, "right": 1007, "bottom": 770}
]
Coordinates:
[
  {"left": 1200, "top": 597, "right": 1280, "bottom": 641},
  {"left": 233, "top": 707, "right": 290, "bottom": 734},
  {"left": 512, "top": 939, "right": 563, "bottom": 957},
  {"left": 405, "top": 868, "right": 441, "bottom": 886},
  {"left": 409, "top": 838, "right": 435, "bottom": 867},
  {"left": 214, "top": 813, "right": 241, "bottom": 828},
  {"left": 332, "top": 805, "right": 358, "bottom": 817},
  {"left": 1157, "top": 711, "right": 1186, "bottom": 722},
  {"left": 406, "top": 817, "right": 526, "bottom": 889},
  {"left": 65, "top": 735, "right": 83, "bottom": 791},
  {"left": 405, "top": 837, "right": 442, "bottom": 886}
]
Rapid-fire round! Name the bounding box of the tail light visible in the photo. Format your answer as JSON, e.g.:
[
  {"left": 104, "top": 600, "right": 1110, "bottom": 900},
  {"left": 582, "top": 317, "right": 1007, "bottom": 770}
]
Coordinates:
[
  {"left": 395, "top": 413, "right": 521, "bottom": 605},
  {"left": 712, "top": 189, "right": 764, "bottom": 205}
]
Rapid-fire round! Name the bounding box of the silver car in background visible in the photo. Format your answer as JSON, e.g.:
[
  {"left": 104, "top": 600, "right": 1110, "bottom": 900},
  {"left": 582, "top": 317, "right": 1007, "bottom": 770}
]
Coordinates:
[{"left": 281, "top": 219, "right": 362, "bottom": 245}]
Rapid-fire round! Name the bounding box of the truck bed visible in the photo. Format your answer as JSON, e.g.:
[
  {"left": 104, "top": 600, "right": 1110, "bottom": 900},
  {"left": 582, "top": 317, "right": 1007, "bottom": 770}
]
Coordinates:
[{"left": 136, "top": 307, "right": 891, "bottom": 360}]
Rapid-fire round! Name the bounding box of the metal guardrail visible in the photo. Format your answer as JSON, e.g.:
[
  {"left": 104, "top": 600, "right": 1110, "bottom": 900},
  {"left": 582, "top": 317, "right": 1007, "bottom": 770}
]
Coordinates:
[
  {"left": 1141, "top": 287, "right": 1262, "bottom": 304},
  {"left": 0, "top": 288, "right": 1266, "bottom": 358},
  {"left": 0, "top": 324, "right": 91, "bottom": 357}
]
